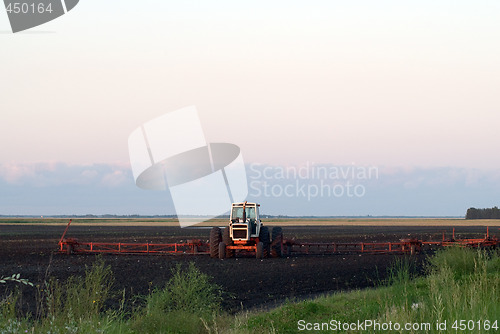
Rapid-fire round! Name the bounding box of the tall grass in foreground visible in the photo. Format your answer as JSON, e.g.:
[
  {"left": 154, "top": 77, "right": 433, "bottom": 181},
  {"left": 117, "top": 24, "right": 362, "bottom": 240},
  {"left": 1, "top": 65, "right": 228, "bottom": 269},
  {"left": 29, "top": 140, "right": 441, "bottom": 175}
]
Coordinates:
[
  {"left": 237, "top": 248, "right": 499, "bottom": 334},
  {"left": 1, "top": 248, "right": 498, "bottom": 333},
  {"left": 0, "top": 257, "right": 120, "bottom": 333},
  {"left": 130, "top": 262, "right": 224, "bottom": 334},
  {"left": 378, "top": 247, "right": 499, "bottom": 333},
  {"left": 0, "top": 260, "right": 224, "bottom": 334}
]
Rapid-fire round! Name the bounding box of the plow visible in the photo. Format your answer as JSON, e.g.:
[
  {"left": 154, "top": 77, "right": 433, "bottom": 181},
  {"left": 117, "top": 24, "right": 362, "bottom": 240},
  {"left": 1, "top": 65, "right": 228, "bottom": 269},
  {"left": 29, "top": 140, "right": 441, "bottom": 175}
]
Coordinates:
[
  {"left": 59, "top": 227, "right": 499, "bottom": 257},
  {"left": 58, "top": 202, "right": 499, "bottom": 258},
  {"left": 282, "top": 227, "right": 498, "bottom": 256}
]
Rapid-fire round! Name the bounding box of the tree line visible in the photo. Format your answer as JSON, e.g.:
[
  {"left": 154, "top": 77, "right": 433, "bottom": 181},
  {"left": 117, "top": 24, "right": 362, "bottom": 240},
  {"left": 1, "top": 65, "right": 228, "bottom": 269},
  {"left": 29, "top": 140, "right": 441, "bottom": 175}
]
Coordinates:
[{"left": 465, "top": 206, "right": 500, "bottom": 219}]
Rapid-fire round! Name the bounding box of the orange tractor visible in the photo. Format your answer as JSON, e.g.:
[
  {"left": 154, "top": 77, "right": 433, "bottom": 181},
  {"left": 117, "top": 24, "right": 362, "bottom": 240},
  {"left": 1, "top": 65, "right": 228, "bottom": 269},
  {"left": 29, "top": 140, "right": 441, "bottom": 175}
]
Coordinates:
[{"left": 210, "top": 202, "right": 283, "bottom": 259}]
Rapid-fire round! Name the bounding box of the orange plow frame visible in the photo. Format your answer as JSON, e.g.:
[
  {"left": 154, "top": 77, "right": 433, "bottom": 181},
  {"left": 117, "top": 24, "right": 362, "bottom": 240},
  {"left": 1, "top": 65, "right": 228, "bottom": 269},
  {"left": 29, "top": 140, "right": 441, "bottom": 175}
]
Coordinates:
[{"left": 58, "top": 221, "right": 498, "bottom": 257}]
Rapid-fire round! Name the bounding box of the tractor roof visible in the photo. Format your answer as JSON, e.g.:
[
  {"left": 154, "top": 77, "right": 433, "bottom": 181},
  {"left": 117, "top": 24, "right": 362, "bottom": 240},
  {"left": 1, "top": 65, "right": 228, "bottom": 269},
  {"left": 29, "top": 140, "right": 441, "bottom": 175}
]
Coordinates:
[{"left": 232, "top": 202, "right": 260, "bottom": 207}]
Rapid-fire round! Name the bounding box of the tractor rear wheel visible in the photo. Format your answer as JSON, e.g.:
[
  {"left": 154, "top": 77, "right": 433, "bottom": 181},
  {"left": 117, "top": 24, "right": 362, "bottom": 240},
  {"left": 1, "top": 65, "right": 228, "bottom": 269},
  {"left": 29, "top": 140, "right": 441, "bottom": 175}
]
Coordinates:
[
  {"left": 259, "top": 226, "right": 270, "bottom": 258},
  {"left": 210, "top": 227, "right": 222, "bottom": 258},
  {"left": 256, "top": 242, "right": 264, "bottom": 259},
  {"left": 271, "top": 227, "right": 283, "bottom": 258},
  {"left": 222, "top": 227, "right": 234, "bottom": 258},
  {"left": 218, "top": 242, "right": 226, "bottom": 259}
]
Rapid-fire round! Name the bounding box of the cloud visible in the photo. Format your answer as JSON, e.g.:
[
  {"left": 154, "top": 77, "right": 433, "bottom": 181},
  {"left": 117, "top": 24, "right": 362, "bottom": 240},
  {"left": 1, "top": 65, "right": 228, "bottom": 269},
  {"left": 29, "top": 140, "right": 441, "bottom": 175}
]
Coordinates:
[
  {"left": 0, "top": 161, "right": 173, "bottom": 216},
  {"left": 0, "top": 162, "right": 33, "bottom": 184},
  {"left": 81, "top": 169, "right": 99, "bottom": 180},
  {"left": 0, "top": 162, "right": 132, "bottom": 188},
  {"left": 245, "top": 164, "right": 500, "bottom": 216},
  {"left": 101, "top": 169, "right": 129, "bottom": 188},
  {"left": 0, "top": 162, "right": 60, "bottom": 186},
  {"left": 378, "top": 166, "right": 500, "bottom": 189},
  {"left": 1, "top": 162, "right": 500, "bottom": 216}
]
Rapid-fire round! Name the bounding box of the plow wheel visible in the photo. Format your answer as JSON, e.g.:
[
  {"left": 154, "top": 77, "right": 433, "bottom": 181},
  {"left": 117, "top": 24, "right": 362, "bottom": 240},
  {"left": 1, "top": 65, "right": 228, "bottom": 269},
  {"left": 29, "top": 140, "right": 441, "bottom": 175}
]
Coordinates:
[
  {"left": 271, "top": 227, "right": 283, "bottom": 258},
  {"left": 222, "top": 227, "right": 234, "bottom": 258},
  {"left": 260, "top": 226, "right": 270, "bottom": 258},
  {"left": 210, "top": 227, "right": 222, "bottom": 258}
]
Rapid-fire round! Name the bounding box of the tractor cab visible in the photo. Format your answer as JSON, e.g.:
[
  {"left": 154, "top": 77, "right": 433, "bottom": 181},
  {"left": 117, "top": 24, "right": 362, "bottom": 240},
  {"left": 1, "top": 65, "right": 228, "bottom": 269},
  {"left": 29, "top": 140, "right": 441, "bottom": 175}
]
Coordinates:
[{"left": 230, "top": 202, "right": 261, "bottom": 240}]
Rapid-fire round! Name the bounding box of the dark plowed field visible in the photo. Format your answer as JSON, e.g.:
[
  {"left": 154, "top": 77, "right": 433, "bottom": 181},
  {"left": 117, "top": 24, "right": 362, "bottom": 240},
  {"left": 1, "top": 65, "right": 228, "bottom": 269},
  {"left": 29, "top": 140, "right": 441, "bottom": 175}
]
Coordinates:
[{"left": 0, "top": 224, "right": 492, "bottom": 314}]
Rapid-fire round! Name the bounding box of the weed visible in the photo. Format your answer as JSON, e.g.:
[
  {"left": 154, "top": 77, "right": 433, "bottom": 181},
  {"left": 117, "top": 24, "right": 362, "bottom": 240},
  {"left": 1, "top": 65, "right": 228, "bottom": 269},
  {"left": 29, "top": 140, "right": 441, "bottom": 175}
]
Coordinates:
[{"left": 132, "top": 262, "right": 223, "bottom": 333}]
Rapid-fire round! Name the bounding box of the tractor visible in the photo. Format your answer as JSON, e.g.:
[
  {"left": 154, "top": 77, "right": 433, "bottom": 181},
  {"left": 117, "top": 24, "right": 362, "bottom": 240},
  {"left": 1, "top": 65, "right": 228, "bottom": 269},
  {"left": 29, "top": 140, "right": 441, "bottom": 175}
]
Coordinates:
[{"left": 210, "top": 202, "right": 283, "bottom": 259}]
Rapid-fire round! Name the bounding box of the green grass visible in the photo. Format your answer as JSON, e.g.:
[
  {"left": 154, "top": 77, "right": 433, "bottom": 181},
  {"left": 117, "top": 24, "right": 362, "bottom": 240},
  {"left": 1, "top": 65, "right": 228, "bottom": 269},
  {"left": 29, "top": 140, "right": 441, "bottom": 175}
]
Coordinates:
[
  {"left": 130, "top": 262, "right": 224, "bottom": 334},
  {"left": 1, "top": 260, "right": 225, "bottom": 334},
  {"left": 232, "top": 248, "right": 499, "bottom": 333},
  {"left": 1, "top": 248, "right": 499, "bottom": 333},
  {"left": 1, "top": 257, "right": 119, "bottom": 333}
]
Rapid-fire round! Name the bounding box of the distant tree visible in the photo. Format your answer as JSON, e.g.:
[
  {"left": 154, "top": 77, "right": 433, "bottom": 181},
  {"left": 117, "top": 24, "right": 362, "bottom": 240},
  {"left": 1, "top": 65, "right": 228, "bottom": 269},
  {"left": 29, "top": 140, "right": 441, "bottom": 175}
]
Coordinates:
[
  {"left": 493, "top": 206, "right": 500, "bottom": 219},
  {"left": 465, "top": 206, "right": 500, "bottom": 219},
  {"left": 466, "top": 207, "right": 478, "bottom": 219}
]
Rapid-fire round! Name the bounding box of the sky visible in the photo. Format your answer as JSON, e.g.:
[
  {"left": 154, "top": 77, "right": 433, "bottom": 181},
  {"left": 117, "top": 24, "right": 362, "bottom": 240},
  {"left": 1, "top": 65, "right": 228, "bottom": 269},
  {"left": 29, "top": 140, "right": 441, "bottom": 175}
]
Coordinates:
[{"left": 1, "top": 1, "right": 500, "bottom": 216}]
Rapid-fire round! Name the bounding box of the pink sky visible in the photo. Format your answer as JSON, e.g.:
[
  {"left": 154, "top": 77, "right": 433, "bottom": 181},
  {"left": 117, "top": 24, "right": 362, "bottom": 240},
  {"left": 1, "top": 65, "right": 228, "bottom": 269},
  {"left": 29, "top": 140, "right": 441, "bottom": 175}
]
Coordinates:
[{"left": 1, "top": 1, "right": 499, "bottom": 169}]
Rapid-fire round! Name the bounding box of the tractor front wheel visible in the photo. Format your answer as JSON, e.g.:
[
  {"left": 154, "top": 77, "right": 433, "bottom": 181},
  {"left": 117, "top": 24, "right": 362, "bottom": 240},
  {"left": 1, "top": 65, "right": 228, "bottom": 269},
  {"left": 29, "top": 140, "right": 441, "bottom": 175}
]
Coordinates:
[
  {"left": 222, "top": 227, "right": 234, "bottom": 258},
  {"left": 210, "top": 227, "right": 222, "bottom": 258}
]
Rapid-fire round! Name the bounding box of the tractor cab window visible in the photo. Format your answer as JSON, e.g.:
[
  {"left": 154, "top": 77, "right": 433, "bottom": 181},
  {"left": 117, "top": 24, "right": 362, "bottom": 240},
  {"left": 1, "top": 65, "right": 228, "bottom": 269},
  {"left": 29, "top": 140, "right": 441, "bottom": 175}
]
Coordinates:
[
  {"left": 246, "top": 208, "right": 257, "bottom": 234},
  {"left": 231, "top": 206, "right": 257, "bottom": 222},
  {"left": 246, "top": 207, "right": 257, "bottom": 234},
  {"left": 246, "top": 207, "right": 256, "bottom": 220},
  {"left": 231, "top": 207, "right": 243, "bottom": 221}
]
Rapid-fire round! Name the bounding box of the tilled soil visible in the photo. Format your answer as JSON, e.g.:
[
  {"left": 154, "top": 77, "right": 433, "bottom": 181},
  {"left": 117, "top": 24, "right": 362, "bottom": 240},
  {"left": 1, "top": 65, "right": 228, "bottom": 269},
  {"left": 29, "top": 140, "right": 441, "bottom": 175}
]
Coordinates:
[{"left": 0, "top": 224, "right": 491, "bottom": 314}]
